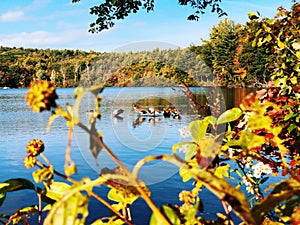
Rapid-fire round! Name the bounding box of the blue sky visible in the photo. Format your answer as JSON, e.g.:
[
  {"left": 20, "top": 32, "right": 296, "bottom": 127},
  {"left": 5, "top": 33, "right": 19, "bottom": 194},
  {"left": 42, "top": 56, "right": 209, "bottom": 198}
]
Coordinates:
[{"left": 0, "top": 0, "right": 294, "bottom": 52}]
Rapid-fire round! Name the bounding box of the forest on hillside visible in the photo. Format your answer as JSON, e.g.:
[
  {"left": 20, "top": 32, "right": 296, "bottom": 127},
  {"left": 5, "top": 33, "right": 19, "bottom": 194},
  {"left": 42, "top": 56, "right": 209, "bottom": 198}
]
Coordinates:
[{"left": 0, "top": 13, "right": 286, "bottom": 88}]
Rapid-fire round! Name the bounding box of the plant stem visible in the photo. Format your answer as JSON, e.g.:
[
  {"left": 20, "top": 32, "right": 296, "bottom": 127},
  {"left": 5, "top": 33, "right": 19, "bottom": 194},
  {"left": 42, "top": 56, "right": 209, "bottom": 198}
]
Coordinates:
[
  {"left": 237, "top": 161, "right": 261, "bottom": 201},
  {"left": 77, "top": 122, "right": 171, "bottom": 225},
  {"left": 36, "top": 161, "right": 134, "bottom": 225},
  {"left": 37, "top": 191, "right": 42, "bottom": 225},
  {"left": 221, "top": 200, "right": 234, "bottom": 225}
]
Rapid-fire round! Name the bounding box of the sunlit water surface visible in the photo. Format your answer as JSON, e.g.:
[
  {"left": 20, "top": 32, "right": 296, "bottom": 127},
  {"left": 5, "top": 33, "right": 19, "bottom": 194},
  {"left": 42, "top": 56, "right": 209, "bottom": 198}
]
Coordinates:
[{"left": 0, "top": 87, "right": 252, "bottom": 224}]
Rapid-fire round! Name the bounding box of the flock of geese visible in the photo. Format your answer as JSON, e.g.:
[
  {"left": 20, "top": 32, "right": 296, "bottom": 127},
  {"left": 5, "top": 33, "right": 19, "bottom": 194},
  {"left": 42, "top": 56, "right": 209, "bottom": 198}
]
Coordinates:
[
  {"left": 87, "top": 104, "right": 182, "bottom": 128},
  {"left": 132, "top": 104, "right": 181, "bottom": 119}
]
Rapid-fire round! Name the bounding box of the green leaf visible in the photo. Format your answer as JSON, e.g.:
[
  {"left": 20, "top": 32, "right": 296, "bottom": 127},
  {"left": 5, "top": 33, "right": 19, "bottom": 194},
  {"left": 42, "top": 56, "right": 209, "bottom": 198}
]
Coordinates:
[
  {"left": 0, "top": 192, "right": 6, "bottom": 207},
  {"left": 107, "top": 188, "right": 124, "bottom": 203},
  {"left": 288, "top": 123, "right": 297, "bottom": 133},
  {"left": 0, "top": 179, "right": 35, "bottom": 208},
  {"left": 255, "top": 28, "right": 262, "bottom": 37},
  {"left": 284, "top": 112, "right": 296, "bottom": 121},
  {"left": 239, "top": 130, "right": 265, "bottom": 150},
  {"left": 179, "top": 164, "right": 195, "bottom": 182},
  {"left": 203, "top": 115, "right": 217, "bottom": 126},
  {"left": 0, "top": 178, "right": 35, "bottom": 192},
  {"left": 150, "top": 205, "right": 181, "bottom": 225},
  {"left": 265, "top": 34, "right": 272, "bottom": 42},
  {"left": 185, "top": 144, "right": 198, "bottom": 161},
  {"left": 162, "top": 205, "right": 181, "bottom": 225},
  {"left": 189, "top": 120, "right": 209, "bottom": 143},
  {"left": 257, "top": 37, "right": 263, "bottom": 47},
  {"left": 44, "top": 185, "right": 90, "bottom": 225},
  {"left": 46, "top": 182, "right": 71, "bottom": 201},
  {"left": 166, "top": 154, "right": 254, "bottom": 223},
  {"left": 217, "top": 108, "right": 242, "bottom": 125}
]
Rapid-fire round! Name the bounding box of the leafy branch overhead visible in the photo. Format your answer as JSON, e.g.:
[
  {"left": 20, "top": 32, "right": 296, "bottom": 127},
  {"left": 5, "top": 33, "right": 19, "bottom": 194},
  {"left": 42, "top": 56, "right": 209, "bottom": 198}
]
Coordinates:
[{"left": 72, "top": 0, "right": 227, "bottom": 32}]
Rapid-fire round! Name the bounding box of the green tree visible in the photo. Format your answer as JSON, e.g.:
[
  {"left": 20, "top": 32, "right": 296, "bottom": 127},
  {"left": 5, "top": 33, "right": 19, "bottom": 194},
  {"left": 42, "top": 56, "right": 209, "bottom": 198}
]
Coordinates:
[
  {"left": 238, "top": 38, "right": 273, "bottom": 86},
  {"left": 203, "top": 18, "right": 239, "bottom": 86}
]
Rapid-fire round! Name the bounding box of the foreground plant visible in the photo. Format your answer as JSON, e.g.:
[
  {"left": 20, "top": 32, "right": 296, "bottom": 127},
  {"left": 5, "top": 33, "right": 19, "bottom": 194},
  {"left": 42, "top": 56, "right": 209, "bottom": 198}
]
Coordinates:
[
  {"left": 0, "top": 4, "right": 299, "bottom": 224},
  {"left": 0, "top": 76, "right": 298, "bottom": 225}
]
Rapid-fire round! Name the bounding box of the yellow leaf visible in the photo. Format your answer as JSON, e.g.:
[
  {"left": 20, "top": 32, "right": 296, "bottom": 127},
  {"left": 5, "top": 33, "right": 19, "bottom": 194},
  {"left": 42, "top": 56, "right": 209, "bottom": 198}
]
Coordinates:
[
  {"left": 291, "top": 76, "right": 297, "bottom": 85},
  {"left": 278, "top": 40, "right": 285, "bottom": 49},
  {"left": 214, "top": 165, "right": 230, "bottom": 178},
  {"left": 296, "top": 50, "right": 300, "bottom": 59},
  {"left": 46, "top": 182, "right": 71, "bottom": 201}
]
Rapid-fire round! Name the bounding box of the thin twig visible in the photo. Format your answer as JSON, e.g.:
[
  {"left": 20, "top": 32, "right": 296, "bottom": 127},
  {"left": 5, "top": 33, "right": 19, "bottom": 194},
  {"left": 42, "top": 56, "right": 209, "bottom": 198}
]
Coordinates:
[
  {"left": 65, "top": 125, "right": 73, "bottom": 170},
  {"left": 37, "top": 191, "right": 42, "bottom": 225},
  {"left": 77, "top": 121, "right": 171, "bottom": 225},
  {"left": 35, "top": 160, "right": 134, "bottom": 225},
  {"left": 237, "top": 161, "right": 262, "bottom": 201},
  {"left": 221, "top": 200, "right": 234, "bottom": 225}
]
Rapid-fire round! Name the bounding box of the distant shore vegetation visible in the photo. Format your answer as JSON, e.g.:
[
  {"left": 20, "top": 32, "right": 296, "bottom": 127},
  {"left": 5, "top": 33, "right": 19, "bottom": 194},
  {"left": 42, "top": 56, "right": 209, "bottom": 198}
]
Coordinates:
[{"left": 0, "top": 15, "right": 284, "bottom": 88}]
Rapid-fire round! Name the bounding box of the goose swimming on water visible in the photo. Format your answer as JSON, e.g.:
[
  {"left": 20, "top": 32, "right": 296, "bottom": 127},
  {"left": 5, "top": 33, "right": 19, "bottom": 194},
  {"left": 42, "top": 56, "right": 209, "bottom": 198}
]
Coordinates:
[
  {"left": 132, "top": 104, "right": 148, "bottom": 115},
  {"left": 113, "top": 108, "right": 124, "bottom": 117},
  {"left": 148, "top": 107, "right": 161, "bottom": 116},
  {"left": 172, "top": 108, "right": 181, "bottom": 119},
  {"left": 163, "top": 108, "right": 171, "bottom": 118}
]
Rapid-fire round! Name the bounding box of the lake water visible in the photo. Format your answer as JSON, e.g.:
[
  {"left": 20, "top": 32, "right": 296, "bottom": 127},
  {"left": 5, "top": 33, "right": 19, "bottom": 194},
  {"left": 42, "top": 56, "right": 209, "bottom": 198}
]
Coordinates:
[{"left": 0, "top": 87, "right": 254, "bottom": 224}]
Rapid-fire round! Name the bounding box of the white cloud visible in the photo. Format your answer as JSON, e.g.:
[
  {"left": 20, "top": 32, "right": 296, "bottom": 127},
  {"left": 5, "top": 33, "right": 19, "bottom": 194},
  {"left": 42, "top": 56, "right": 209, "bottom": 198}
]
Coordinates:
[
  {"left": 0, "top": 28, "right": 112, "bottom": 51},
  {"left": 0, "top": 11, "right": 25, "bottom": 22},
  {"left": 25, "top": 0, "right": 51, "bottom": 10},
  {"left": 0, "top": 31, "right": 72, "bottom": 48}
]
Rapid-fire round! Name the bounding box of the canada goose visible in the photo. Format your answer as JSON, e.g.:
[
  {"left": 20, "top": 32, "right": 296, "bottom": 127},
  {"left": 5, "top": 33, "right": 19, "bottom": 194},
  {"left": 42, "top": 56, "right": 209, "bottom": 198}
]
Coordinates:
[
  {"left": 132, "top": 104, "right": 148, "bottom": 115},
  {"left": 172, "top": 108, "right": 181, "bottom": 119},
  {"left": 112, "top": 108, "right": 124, "bottom": 122},
  {"left": 113, "top": 108, "right": 124, "bottom": 117},
  {"left": 148, "top": 107, "right": 161, "bottom": 116},
  {"left": 163, "top": 108, "right": 171, "bottom": 118}
]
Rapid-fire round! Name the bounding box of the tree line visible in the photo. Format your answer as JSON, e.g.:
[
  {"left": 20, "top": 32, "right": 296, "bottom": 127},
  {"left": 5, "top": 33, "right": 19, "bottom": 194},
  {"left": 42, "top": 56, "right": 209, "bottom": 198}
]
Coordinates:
[{"left": 0, "top": 6, "right": 297, "bottom": 88}]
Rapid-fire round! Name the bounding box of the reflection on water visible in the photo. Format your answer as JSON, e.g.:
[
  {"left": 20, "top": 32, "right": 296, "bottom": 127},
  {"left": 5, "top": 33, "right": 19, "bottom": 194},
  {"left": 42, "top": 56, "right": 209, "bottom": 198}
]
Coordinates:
[{"left": 0, "top": 87, "right": 255, "bottom": 224}]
